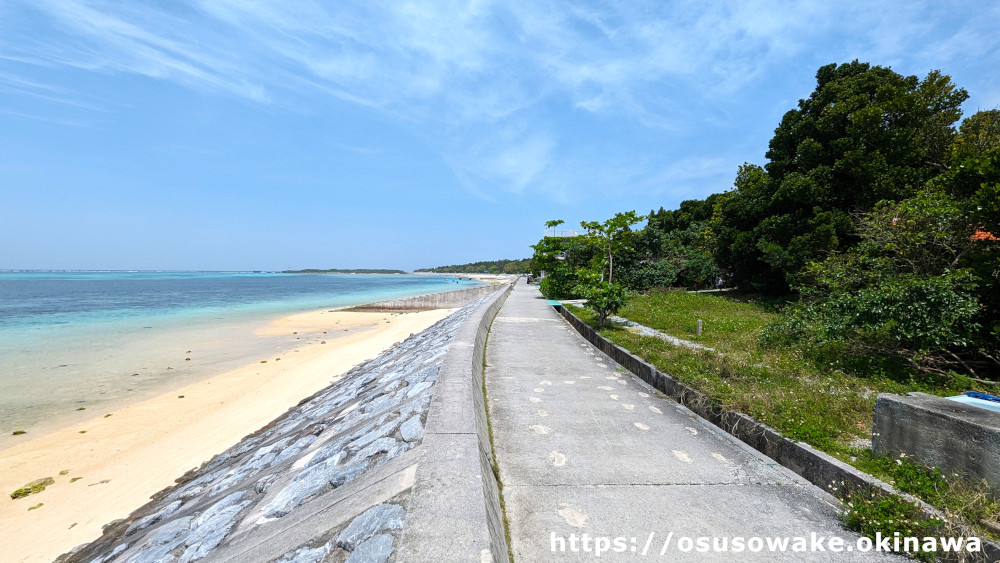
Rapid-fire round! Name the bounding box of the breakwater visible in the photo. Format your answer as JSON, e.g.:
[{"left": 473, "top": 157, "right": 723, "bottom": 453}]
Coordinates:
[
  {"left": 345, "top": 284, "right": 501, "bottom": 312},
  {"left": 61, "top": 284, "right": 513, "bottom": 563}
]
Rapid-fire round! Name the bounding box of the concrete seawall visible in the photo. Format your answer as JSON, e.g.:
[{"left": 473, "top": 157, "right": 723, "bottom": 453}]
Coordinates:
[
  {"left": 396, "top": 280, "right": 514, "bottom": 562},
  {"left": 346, "top": 284, "right": 509, "bottom": 312},
  {"left": 59, "top": 284, "right": 514, "bottom": 563}
]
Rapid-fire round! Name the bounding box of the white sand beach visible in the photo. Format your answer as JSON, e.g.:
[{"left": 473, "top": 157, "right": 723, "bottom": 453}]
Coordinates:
[{"left": 0, "top": 307, "right": 453, "bottom": 563}]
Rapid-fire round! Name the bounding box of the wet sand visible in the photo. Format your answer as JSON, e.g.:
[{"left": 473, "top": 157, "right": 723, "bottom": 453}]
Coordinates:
[{"left": 0, "top": 307, "right": 453, "bottom": 563}]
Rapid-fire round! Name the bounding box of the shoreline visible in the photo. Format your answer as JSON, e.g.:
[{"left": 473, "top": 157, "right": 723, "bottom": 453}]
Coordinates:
[
  {"left": 0, "top": 305, "right": 455, "bottom": 563},
  {"left": 0, "top": 274, "right": 491, "bottom": 451}
]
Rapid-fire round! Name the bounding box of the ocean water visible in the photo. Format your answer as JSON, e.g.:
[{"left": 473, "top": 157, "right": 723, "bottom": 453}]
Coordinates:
[{"left": 0, "top": 271, "right": 480, "bottom": 446}]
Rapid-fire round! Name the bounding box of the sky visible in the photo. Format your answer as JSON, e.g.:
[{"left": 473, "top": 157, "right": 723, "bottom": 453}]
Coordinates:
[{"left": 1, "top": 1, "right": 998, "bottom": 271}]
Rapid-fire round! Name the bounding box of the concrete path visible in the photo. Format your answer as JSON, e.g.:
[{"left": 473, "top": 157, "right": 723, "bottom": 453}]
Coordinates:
[{"left": 485, "top": 280, "right": 897, "bottom": 561}]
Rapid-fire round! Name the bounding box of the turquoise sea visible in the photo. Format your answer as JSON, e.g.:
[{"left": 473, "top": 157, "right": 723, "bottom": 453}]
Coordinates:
[{"left": 0, "top": 271, "right": 480, "bottom": 446}]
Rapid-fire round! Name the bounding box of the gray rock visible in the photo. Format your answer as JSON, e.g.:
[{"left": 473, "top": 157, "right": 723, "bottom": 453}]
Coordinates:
[
  {"left": 304, "top": 438, "right": 347, "bottom": 469},
  {"left": 349, "top": 437, "right": 396, "bottom": 465},
  {"left": 347, "top": 418, "right": 400, "bottom": 452},
  {"left": 275, "top": 542, "right": 330, "bottom": 563},
  {"left": 329, "top": 461, "right": 369, "bottom": 488},
  {"left": 336, "top": 504, "right": 406, "bottom": 551},
  {"left": 125, "top": 516, "right": 192, "bottom": 563},
  {"left": 377, "top": 442, "right": 411, "bottom": 466},
  {"left": 177, "top": 492, "right": 251, "bottom": 562},
  {"left": 125, "top": 500, "right": 182, "bottom": 536},
  {"left": 403, "top": 365, "right": 439, "bottom": 386},
  {"left": 177, "top": 485, "right": 206, "bottom": 502},
  {"left": 397, "top": 396, "right": 429, "bottom": 419},
  {"left": 399, "top": 417, "right": 424, "bottom": 442},
  {"left": 362, "top": 391, "right": 404, "bottom": 415},
  {"left": 206, "top": 435, "right": 290, "bottom": 495},
  {"left": 261, "top": 457, "right": 339, "bottom": 520},
  {"left": 169, "top": 467, "right": 227, "bottom": 502},
  {"left": 272, "top": 434, "right": 318, "bottom": 466},
  {"left": 260, "top": 452, "right": 366, "bottom": 520},
  {"left": 254, "top": 473, "right": 280, "bottom": 495},
  {"left": 405, "top": 381, "right": 433, "bottom": 398},
  {"left": 89, "top": 542, "right": 127, "bottom": 563},
  {"left": 345, "top": 534, "right": 394, "bottom": 563}
]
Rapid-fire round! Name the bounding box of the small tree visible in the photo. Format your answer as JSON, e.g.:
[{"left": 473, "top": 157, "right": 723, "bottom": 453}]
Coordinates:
[
  {"left": 531, "top": 220, "right": 600, "bottom": 299},
  {"left": 579, "top": 211, "right": 645, "bottom": 283},
  {"left": 574, "top": 269, "right": 627, "bottom": 328},
  {"left": 573, "top": 212, "right": 645, "bottom": 327}
]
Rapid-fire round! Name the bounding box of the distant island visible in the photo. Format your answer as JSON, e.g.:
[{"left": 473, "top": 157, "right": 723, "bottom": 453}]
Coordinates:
[
  {"left": 416, "top": 258, "right": 531, "bottom": 274},
  {"left": 282, "top": 268, "right": 408, "bottom": 274}
]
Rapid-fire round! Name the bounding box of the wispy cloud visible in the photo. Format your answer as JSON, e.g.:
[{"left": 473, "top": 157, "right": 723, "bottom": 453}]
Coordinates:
[{"left": 2, "top": 0, "right": 998, "bottom": 202}]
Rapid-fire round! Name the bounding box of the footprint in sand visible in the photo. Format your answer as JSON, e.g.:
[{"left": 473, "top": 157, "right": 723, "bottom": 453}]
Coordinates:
[
  {"left": 537, "top": 409, "right": 548, "bottom": 417},
  {"left": 540, "top": 380, "right": 552, "bottom": 386},
  {"left": 597, "top": 386, "right": 613, "bottom": 391},
  {"left": 529, "top": 397, "right": 542, "bottom": 403},
  {"left": 685, "top": 426, "right": 699, "bottom": 435},
  {"left": 609, "top": 394, "right": 619, "bottom": 400},
  {"left": 712, "top": 453, "right": 730, "bottom": 464},
  {"left": 549, "top": 451, "right": 567, "bottom": 466},
  {"left": 673, "top": 450, "right": 692, "bottom": 463},
  {"left": 534, "top": 388, "right": 545, "bottom": 393},
  {"left": 638, "top": 392, "right": 650, "bottom": 398},
  {"left": 562, "top": 380, "right": 576, "bottom": 385},
  {"left": 622, "top": 404, "right": 634, "bottom": 410},
  {"left": 634, "top": 422, "right": 650, "bottom": 431},
  {"left": 648, "top": 406, "right": 662, "bottom": 414}
]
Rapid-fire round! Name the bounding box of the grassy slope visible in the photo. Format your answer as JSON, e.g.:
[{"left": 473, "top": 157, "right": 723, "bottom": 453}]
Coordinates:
[{"left": 568, "top": 289, "right": 998, "bottom": 541}]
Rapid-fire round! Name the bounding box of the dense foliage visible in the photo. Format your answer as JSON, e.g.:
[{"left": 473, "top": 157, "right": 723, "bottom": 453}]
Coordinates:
[
  {"left": 712, "top": 61, "right": 969, "bottom": 293},
  {"left": 530, "top": 60, "right": 999, "bottom": 380},
  {"left": 416, "top": 258, "right": 531, "bottom": 274}
]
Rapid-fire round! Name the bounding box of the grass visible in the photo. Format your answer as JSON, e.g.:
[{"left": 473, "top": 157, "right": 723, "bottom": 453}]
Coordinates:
[{"left": 567, "top": 288, "right": 999, "bottom": 544}]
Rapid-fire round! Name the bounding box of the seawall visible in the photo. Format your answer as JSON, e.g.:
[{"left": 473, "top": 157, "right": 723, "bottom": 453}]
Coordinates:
[
  {"left": 59, "top": 281, "right": 515, "bottom": 563},
  {"left": 346, "top": 283, "right": 507, "bottom": 312}
]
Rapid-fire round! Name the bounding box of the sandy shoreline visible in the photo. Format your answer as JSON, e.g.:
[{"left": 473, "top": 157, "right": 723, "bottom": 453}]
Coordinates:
[{"left": 0, "top": 306, "right": 454, "bottom": 563}]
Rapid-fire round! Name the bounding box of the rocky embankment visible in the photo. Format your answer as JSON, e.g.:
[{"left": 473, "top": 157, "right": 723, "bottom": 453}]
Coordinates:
[{"left": 60, "top": 289, "right": 504, "bottom": 563}]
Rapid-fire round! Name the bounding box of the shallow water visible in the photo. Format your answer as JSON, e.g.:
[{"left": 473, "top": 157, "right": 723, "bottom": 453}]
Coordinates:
[{"left": 0, "top": 272, "right": 478, "bottom": 447}]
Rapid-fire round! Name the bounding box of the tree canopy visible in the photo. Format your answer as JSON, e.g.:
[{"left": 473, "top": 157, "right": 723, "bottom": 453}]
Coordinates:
[
  {"left": 712, "top": 61, "right": 968, "bottom": 292},
  {"left": 416, "top": 258, "right": 531, "bottom": 274}
]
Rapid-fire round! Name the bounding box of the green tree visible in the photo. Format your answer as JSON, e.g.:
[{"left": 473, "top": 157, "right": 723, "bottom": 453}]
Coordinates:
[
  {"left": 767, "top": 188, "right": 997, "bottom": 379},
  {"left": 573, "top": 270, "right": 628, "bottom": 328},
  {"left": 713, "top": 61, "right": 968, "bottom": 292},
  {"left": 633, "top": 196, "right": 722, "bottom": 290},
  {"left": 530, "top": 222, "right": 600, "bottom": 299},
  {"left": 579, "top": 210, "right": 646, "bottom": 283}
]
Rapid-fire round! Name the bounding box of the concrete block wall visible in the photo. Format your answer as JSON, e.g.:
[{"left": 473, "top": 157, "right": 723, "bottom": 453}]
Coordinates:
[{"left": 874, "top": 392, "right": 1000, "bottom": 490}]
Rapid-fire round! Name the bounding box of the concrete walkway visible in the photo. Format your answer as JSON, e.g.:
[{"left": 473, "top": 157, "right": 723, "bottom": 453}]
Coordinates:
[{"left": 485, "top": 280, "right": 897, "bottom": 561}]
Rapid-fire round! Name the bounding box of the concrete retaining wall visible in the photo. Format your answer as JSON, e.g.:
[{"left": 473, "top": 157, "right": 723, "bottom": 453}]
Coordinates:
[
  {"left": 557, "top": 305, "right": 1000, "bottom": 561},
  {"left": 874, "top": 392, "right": 1000, "bottom": 490},
  {"left": 347, "top": 283, "right": 509, "bottom": 312},
  {"left": 397, "top": 281, "right": 514, "bottom": 563}
]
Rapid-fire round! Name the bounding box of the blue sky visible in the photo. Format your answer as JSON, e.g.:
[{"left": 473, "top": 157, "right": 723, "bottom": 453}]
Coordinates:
[{"left": 1, "top": 1, "right": 998, "bottom": 271}]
